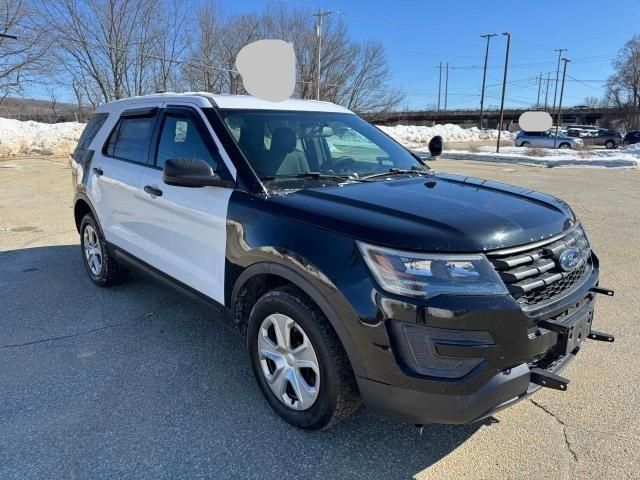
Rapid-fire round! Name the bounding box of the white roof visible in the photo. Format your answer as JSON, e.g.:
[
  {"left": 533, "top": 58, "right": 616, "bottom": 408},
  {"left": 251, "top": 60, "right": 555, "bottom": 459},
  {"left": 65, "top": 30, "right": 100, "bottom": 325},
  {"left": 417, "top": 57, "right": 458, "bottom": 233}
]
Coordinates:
[
  {"left": 207, "top": 94, "right": 353, "bottom": 113},
  {"left": 96, "top": 92, "right": 354, "bottom": 114}
]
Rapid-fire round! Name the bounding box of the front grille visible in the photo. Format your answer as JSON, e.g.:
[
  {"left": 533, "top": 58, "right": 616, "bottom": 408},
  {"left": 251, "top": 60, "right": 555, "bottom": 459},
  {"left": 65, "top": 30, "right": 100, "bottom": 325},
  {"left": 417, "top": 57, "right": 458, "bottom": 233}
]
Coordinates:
[{"left": 487, "top": 225, "right": 592, "bottom": 310}]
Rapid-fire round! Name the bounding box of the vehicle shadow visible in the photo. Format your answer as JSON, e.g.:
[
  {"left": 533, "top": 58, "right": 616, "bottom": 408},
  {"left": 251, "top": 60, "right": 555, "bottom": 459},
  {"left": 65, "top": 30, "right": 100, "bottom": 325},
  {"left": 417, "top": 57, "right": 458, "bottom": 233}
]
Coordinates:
[{"left": 0, "top": 245, "right": 490, "bottom": 480}]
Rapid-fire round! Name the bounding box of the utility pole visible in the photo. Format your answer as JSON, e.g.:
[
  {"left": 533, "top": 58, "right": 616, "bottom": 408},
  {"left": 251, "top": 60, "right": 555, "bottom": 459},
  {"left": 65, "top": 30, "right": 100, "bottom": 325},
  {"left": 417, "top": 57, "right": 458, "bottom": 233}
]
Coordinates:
[
  {"left": 544, "top": 72, "right": 551, "bottom": 110},
  {"left": 313, "top": 9, "right": 333, "bottom": 101},
  {"left": 496, "top": 32, "right": 511, "bottom": 153},
  {"left": 553, "top": 58, "right": 570, "bottom": 149},
  {"left": 0, "top": 33, "right": 18, "bottom": 39},
  {"left": 437, "top": 61, "right": 442, "bottom": 111},
  {"left": 444, "top": 63, "right": 449, "bottom": 110},
  {"left": 551, "top": 48, "right": 567, "bottom": 119},
  {"left": 536, "top": 72, "right": 542, "bottom": 109},
  {"left": 479, "top": 33, "right": 497, "bottom": 129}
]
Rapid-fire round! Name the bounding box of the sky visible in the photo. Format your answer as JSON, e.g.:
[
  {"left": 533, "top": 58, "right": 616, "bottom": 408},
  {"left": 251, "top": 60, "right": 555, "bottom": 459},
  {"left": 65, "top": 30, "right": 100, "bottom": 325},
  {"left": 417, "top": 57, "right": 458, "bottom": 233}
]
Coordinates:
[
  {"left": 224, "top": 0, "right": 639, "bottom": 110},
  {"left": 21, "top": 0, "right": 639, "bottom": 110}
]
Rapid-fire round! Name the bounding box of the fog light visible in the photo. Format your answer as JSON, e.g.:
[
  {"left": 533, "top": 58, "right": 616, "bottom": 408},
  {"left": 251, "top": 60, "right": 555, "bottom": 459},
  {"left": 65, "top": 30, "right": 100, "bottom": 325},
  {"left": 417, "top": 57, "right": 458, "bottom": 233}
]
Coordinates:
[{"left": 400, "top": 324, "right": 493, "bottom": 379}]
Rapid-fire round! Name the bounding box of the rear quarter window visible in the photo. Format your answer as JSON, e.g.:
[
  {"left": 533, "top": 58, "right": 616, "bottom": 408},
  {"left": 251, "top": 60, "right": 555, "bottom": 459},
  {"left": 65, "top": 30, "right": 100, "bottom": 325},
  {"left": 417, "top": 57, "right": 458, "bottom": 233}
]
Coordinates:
[{"left": 76, "top": 113, "right": 109, "bottom": 151}]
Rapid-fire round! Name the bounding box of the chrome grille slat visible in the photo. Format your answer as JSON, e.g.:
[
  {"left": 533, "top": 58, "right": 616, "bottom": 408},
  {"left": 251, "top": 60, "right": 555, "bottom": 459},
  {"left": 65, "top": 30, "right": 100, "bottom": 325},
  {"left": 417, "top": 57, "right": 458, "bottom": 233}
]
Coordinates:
[
  {"left": 499, "top": 258, "right": 556, "bottom": 282},
  {"left": 487, "top": 225, "right": 592, "bottom": 309}
]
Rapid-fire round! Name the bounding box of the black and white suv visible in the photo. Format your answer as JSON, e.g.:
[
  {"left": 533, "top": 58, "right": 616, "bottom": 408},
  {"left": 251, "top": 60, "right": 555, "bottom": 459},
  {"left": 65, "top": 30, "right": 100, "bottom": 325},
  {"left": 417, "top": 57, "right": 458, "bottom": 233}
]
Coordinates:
[{"left": 71, "top": 93, "right": 613, "bottom": 430}]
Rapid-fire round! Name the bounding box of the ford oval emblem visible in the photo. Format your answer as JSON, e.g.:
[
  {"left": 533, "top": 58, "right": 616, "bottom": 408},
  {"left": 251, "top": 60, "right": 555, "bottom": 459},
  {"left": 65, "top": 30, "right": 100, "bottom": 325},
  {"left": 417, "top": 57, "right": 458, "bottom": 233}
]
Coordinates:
[{"left": 558, "top": 248, "right": 582, "bottom": 272}]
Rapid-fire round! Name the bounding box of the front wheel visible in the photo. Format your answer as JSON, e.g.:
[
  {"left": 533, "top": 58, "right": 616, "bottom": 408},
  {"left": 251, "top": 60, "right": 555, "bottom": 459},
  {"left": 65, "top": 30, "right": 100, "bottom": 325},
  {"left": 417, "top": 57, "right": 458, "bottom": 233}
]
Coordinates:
[
  {"left": 247, "top": 286, "right": 361, "bottom": 430},
  {"left": 559, "top": 142, "right": 571, "bottom": 149},
  {"left": 605, "top": 140, "right": 614, "bottom": 149}
]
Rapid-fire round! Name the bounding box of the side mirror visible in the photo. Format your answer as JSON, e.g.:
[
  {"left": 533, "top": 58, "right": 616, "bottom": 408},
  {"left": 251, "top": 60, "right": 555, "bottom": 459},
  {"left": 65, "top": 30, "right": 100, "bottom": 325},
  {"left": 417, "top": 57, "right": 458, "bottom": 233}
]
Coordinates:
[
  {"left": 163, "top": 158, "right": 234, "bottom": 188},
  {"left": 428, "top": 135, "right": 443, "bottom": 159}
]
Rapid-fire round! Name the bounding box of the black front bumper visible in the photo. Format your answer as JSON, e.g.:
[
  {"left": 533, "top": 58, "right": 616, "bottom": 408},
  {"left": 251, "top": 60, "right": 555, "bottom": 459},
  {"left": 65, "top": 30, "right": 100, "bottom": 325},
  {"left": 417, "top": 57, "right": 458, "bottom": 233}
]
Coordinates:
[{"left": 353, "top": 264, "right": 605, "bottom": 425}]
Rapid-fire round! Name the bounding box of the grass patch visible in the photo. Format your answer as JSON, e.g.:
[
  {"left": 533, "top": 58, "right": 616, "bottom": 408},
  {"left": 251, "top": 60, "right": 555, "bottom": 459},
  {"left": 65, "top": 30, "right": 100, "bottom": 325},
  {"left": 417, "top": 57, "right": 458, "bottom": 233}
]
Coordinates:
[{"left": 524, "top": 148, "right": 550, "bottom": 157}]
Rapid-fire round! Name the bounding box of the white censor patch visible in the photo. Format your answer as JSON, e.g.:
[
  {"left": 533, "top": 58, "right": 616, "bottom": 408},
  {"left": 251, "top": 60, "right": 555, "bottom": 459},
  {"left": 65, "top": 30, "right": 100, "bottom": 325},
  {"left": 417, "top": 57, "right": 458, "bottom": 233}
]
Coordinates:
[
  {"left": 519, "top": 111, "right": 553, "bottom": 132},
  {"left": 236, "top": 40, "right": 296, "bottom": 102}
]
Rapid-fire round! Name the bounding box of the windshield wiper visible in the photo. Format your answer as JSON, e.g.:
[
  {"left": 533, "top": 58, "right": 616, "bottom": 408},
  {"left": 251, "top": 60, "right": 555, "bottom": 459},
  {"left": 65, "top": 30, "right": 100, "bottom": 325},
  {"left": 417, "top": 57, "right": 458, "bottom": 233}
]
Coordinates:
[
  {"left": 361, "top": 167, "right": 432, "bottom": 180},
  {"left": 261, "top": 172, "right": 370, "bottom": 183}
]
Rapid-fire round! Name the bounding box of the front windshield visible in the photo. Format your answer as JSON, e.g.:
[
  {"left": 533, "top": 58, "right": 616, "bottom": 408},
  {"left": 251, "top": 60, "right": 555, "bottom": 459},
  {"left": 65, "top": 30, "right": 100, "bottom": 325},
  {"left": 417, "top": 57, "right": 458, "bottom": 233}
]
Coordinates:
[{"left": 216, "top": 109, "right": 426, "bottom": 185}]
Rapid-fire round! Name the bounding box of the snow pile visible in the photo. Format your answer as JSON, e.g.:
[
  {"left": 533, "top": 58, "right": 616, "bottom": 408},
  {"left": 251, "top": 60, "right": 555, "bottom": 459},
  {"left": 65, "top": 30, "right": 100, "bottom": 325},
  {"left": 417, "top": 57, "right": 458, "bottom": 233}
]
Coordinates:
[
  {"left": 377, "top": 124, "right": 515, "bottom": 145},
  {"left": 0, "top": 117, "right": 85, "bottom": 156},
  {"left": 415, "top": 145, "right": 640, "bottom": 169},
  {"left": 624, "top": 142, "right": 640, "bottom": 153}
]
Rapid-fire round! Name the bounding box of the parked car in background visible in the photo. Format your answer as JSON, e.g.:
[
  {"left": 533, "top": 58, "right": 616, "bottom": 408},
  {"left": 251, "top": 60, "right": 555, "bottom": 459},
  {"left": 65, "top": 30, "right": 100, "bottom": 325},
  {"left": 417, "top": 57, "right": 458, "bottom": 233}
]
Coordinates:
[
  {"left": 623, "top": 131, "right": 640, "bottom": 146},
  {"left": 567, "top": 129, "right": 622, "bottom": 149},
  {"left": 566, "top": 124, "right": 599, "bottom": 135},
  {"left": 515, "top": 130, "right": 583, "bottom": 149}
]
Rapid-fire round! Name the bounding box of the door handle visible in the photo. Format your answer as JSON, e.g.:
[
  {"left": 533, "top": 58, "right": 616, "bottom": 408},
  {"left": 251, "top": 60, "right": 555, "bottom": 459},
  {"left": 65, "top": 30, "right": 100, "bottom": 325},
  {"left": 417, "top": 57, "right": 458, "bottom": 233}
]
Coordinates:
[
  {"left": 92, "top": 167, "right": 103, "bottom": 176},
  {"left": 144, "top": 185, "right": 163, "bottom": 197}
]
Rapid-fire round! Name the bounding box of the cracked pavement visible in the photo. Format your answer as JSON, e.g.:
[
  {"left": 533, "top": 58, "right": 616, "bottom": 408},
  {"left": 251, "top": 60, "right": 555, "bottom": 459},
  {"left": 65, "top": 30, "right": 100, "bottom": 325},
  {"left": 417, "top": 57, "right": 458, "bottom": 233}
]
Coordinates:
[{"left": 1, "top": 156, "right": 639, "bottom": 479}]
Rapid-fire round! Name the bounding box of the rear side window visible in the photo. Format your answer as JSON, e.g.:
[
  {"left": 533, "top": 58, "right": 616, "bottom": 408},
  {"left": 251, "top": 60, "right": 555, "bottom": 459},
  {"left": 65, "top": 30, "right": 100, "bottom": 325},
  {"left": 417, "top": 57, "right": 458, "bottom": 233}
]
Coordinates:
[
  {"left": 105, "top": 111, "right": 156, "bottom": 163},
  {"left": 77, "top": 113, "right": 108, "bottom": 150}
]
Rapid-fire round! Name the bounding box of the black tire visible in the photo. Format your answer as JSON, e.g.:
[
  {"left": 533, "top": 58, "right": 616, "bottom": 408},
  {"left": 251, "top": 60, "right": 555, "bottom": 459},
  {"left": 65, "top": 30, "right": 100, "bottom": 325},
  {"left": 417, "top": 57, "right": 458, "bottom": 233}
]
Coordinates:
[
  {"left": 520, "top": 141, "right": 531, "bottom": 148},
  {"left": 80, "top": 213, "right": 129, "bottom": 287},
  {"left": 559, "top": 142, "right": 571, "bottom": 149},
  {"left": 605, "top": 140, "right": 614, "bottom": 149},
  {"left": 247, "top": 285, "right": 361, "bottom": 430}
]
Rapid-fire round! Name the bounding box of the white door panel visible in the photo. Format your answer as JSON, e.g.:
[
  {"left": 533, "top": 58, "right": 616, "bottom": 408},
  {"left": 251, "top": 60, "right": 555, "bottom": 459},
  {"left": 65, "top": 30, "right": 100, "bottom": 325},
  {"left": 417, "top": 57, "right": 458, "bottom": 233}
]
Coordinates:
[
  {"left": 88, "top": 156, "right": 147, "bottom": 258},
  {"left": 137, "top": 167, "right": 231, "bottom": 303}
]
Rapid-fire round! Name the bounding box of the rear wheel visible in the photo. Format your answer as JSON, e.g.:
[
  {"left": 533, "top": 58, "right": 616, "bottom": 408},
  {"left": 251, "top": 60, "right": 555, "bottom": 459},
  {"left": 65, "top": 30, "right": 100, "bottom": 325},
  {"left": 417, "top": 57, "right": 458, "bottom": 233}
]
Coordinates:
[
  {"left": 80, "top": 214, "right": 128, "bottom": 287},
  {"left": 247, "top": 285, "right": 361, "bottom": 430},
  {"left": 520, "top": 141, "right": 531, "bottom": 148},
  {"left": 605, "top": 140, "right": 614, "bottom": 149},
  {"left": 559, "top": 142, "right": 571, "bottom": 149}
]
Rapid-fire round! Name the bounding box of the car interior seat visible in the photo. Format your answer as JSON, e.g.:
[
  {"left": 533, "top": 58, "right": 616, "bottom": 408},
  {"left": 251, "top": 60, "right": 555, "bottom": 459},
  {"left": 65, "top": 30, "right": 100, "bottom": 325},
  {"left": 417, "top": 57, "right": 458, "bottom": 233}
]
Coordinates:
[{"left": 268, "top": 127, "right": 310, "bottom": 176}]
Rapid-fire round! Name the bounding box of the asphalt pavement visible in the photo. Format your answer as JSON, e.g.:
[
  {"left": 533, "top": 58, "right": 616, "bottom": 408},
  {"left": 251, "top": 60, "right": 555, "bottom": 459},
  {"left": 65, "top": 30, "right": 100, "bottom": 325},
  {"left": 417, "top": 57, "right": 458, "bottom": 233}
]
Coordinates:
[{"left": 1, "top": 156, "right": 639, "bottom": 479}]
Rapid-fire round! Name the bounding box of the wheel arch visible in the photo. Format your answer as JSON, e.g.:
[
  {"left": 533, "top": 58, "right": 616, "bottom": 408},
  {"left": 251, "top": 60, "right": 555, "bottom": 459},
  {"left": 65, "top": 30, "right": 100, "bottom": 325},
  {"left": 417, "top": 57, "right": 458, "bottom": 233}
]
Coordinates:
[
  {"left": 230, "top": 261, "right": 366, "bottom": 377},
  {"left": 73, "top": 193, "right": 99, "bottom": 233}
]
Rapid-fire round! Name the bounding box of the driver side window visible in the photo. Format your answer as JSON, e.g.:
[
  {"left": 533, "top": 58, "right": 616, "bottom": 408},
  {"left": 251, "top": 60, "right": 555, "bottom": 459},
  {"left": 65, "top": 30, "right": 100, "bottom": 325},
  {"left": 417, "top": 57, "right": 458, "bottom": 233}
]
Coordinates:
[{"left": 156, "top": 112, "right": 220, "bottom": 171}]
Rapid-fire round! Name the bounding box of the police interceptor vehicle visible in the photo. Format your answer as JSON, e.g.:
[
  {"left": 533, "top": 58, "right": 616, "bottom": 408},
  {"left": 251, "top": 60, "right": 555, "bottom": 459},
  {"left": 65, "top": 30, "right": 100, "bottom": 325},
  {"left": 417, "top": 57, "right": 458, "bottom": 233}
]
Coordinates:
[{"left": 70, "top": 93, "right": 614, "bottom": 430}]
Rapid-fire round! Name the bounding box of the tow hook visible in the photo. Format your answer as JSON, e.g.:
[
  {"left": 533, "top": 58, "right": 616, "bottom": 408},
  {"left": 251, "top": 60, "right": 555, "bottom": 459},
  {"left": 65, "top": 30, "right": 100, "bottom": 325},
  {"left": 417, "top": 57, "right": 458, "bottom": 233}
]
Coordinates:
[
  {"left": 588, "top": 330, "right": 615, "bottom": 342},
  {"left": 591, "top": 286, "right": 614, "bottom": 296},
  {"left": 588, "top": 286, "right": 616, "bottom": 342},
  {"left": 530, "top": 368, "right": 569, "bottom": 391}
]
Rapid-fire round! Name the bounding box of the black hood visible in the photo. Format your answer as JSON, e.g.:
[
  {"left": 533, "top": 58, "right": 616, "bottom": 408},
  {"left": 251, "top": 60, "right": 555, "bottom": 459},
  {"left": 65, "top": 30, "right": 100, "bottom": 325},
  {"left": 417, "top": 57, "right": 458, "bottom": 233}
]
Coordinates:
[{"left": 265, "top": 173, "right": 576, "bottom": 252}]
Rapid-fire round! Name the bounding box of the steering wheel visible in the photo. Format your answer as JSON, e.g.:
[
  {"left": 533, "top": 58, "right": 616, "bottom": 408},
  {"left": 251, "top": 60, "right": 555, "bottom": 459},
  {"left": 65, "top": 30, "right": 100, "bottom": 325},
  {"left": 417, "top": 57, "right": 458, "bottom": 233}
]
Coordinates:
[{"left": 324, "top": 156, "right": 356, "bottom": 173}]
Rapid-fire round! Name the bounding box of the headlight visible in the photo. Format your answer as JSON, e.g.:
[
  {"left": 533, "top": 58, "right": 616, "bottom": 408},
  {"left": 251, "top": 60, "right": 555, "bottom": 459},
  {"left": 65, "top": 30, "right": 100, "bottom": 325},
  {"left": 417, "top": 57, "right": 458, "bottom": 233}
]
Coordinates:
[{"left": 357, "top": 241, "right": 508, "bottom": 298}]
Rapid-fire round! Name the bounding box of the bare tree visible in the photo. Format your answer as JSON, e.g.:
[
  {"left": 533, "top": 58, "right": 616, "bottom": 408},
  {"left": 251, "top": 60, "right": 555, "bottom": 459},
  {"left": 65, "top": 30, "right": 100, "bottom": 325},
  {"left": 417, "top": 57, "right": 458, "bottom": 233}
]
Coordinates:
[
  {"left": 45, "top": 84, "right": 58, "bottom": 120},
  {"left": 37, "top": 0, "right": 161, "bottom": 103},
  {"left": 333, "top": 41, "right": 403, "bottom": 113},
  {"left": 218, "top": 13, "right": 261, "bottom": 94},
  {"left": 182, "top": 3, "right": 224, "bottom": 92},
  {"left": 152, "top": 0, "right": 187, "bottom": 92},
  {"left": 1, "top": 0, "right": 50, "bottom": 103},
  {"left": 29, "top": 0, "right": 402, "bottom": 113},
  {"left": 605, "top": 35, "right": 640, "bottom": 131},
  {"left": 583, "top": 96, "right": 600, "bottom": 108},
  {"left": 71, "top": 77, "right": 87, "bottom": 120}
]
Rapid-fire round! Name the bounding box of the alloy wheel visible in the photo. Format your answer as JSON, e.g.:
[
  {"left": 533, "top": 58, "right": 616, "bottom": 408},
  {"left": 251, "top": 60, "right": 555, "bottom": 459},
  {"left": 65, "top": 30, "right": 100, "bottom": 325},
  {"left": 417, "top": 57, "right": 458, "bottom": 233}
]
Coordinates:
[
  {"left": 83, "top": 224, "right": 103, "bottom": 276},
  {"left": 257, "top": 313, "right": 320, "bottom": 411}
]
